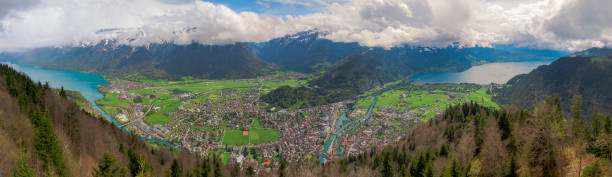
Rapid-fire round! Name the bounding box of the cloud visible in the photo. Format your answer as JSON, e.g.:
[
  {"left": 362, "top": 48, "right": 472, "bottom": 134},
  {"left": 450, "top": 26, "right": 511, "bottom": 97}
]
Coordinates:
[
  {"left": 544, "top": 0, "right": 612, "bottom": 50},
  {"left": 0, "top": 0, "right": 610, "bottom": 51},
  {"left": 0, "top": 0, "right": 305, "bottom": 51},
  {"left": 265, "top": 0, "right": 314, "bottom": 7},
  {"left": 256, "top": 1, "right": 271, "bottom": 8},
  {"left": 286, "top": 0, "right": 483, "bottom": 48},
  {"left": 0, "top": 0, "right": 39, "bottom": 19},
  {"left": 263, "top": 0, "right": 348, "bottom": 7}
]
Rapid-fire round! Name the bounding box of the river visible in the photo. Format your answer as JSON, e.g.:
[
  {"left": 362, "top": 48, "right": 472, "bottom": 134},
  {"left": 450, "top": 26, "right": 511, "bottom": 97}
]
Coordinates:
[{"left": 410, "top": 60, "right": 552, "bottom": 84}]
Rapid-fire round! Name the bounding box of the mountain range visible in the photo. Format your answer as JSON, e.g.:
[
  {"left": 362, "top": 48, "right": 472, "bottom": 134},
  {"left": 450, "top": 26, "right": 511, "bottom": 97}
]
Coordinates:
[
  {"left": 1, "top": 30, "right": 570, "bottom": 108},
  {"left": 259, "top": 33, "right": 568, "bottom": 108},
  {"left": 2, "top": 30, "right": 567, "bottom": 78},
  {"left": 3, "top": 42, "right": 269, "bottom": 80}
]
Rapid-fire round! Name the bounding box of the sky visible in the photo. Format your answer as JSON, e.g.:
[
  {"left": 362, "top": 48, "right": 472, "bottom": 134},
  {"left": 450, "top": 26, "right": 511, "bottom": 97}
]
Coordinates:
[
  {"left": 204, "top": 0, "right": 329, "bottom": 15},
  {"left": 0, "top": 0, "right": 610, "bottom": 51}
]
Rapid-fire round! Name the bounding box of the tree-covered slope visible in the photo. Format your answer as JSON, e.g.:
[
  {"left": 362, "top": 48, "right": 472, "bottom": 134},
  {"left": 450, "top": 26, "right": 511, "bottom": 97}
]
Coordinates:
[
  {"left": 493, "top": 55, "right": 612, "bottom": 115},
  {"left": 570, "top": 47, "right": 612, "bottom": 57},
  {"left": 283, "top": 101, "right": 611, "bottom": 177},
  {"left": 0, "top": 64, "right": 238, "bottom": 176}
]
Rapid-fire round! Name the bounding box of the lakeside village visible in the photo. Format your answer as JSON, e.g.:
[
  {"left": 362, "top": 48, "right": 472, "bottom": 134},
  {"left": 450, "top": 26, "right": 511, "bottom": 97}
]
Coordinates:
[{"left": 88, "top": 74, "right": 498, "bottom": 172}]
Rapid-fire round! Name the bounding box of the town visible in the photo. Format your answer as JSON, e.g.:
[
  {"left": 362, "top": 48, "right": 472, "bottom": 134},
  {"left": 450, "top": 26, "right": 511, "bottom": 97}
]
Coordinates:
[{"left": 92, "top": 74, "right": 498, "bottom": 171}]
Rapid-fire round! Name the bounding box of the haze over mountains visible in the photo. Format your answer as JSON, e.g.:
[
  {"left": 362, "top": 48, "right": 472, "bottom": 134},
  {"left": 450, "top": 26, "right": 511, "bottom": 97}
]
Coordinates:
[
  {"left": 2, "top": 30, "right": 568, "bottom": 80},
  {"left": 3, "top": 42, "right": 269, "bottom": 79}
]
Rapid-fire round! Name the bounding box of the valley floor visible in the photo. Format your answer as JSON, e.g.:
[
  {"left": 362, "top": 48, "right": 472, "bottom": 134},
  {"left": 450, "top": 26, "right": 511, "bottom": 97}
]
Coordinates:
[{"left": 88, "top": 74, "right": 499, "bottom": 169}]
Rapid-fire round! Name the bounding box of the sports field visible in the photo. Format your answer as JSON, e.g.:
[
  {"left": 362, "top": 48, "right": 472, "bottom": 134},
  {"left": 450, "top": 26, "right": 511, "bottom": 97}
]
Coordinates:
[{"left": 221, "top": 118, "right": 281, "bottom": 145}]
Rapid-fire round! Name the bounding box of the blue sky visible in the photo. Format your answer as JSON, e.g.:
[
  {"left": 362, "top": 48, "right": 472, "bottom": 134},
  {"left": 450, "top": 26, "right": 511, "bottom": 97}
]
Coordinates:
[{"left": 205, "top": 0, "right": 325, "bottom": 16}]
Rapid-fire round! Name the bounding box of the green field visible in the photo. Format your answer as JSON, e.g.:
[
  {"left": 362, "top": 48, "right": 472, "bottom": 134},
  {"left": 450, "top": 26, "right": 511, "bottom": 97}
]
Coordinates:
[
  {"left": 462, "top": 88, "right": 499, "bottom": 109},
  {"left": 100, "top": 106, "right": 121, "bottom": 115},
  {"left": 263, "top": 79, "right": 302, "bottom": 88},
  {"left": 145, "top": 113, "right": 173, "bottom": 125},
  {"left": 128, "top": 88, "right": 154, "bottom": 95},
  {"left": 388, "top": 121, "right": 401, "bottom": 127},
  {"left": 221, "top": 130, "right": 250, "bottom": 145},
  {"left": 141, "top": 99, "right": 181, "bottom": 125},
  {"left": 355, "top": 84, "right": 498, "bottom": 121},
  {"left": 221, "top": 128, "right": 281, "bottom": 145},
  {"left": 96, "top": 93, "right": 130, "bottom": 108},
  {"left": 249, "top": 128, "right": 281, "bottom": 144},
  {"left": 222, "top": 152, "right": 231, "bottom": 164},
  {"left": 250, "top": 118, "right": 263, "bottom": 128},
  {"left": 222, "top": 118, "right": 280, "bottom": 146},
  {"left": 209, "top": 149, "right": 232, "bottom": 164}
]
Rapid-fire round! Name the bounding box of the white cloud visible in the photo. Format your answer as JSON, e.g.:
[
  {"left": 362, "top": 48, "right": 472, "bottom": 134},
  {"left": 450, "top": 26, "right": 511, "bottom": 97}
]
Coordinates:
[
  {"left": 0, "top": 0, "right": 610, "bottom": 51},
  {"left": 0, "top": 0, "right": 40, "bottom": 19},
  {"left": 0, "top": 0, "right": 305, "bottom": 51}
]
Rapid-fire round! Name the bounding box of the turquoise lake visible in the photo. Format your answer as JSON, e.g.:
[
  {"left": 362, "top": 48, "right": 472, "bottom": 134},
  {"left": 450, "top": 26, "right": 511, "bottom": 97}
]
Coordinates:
[
  {"left": 410, "top": 61, "right": 551, "bottom": 84},
  {"left": 2, "top": 62, "right": 119, "bottom": 126},
  {"left": 3, "top": 62, "right": 176, "bottom": 147}
]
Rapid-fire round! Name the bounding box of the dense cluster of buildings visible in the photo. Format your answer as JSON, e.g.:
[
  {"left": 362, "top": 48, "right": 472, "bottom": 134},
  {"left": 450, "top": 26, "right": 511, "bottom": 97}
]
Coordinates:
[{"left": 95, "top": 76, "right": 431, "bottom": 170}]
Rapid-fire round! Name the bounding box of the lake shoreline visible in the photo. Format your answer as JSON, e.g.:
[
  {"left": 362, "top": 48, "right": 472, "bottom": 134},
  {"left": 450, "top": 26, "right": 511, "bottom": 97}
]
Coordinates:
[{"left": 410, "top": 60, "right": 554, "bottom": 85}]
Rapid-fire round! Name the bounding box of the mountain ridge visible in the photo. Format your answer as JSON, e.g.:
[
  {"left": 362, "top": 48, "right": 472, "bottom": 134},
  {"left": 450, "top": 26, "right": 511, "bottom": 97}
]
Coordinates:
[
  {"left": 493, "top": 49, "right": 612, "bottom": 116},
  {"left": 3, "top": 42, "right": 271, "bottom": 80}
]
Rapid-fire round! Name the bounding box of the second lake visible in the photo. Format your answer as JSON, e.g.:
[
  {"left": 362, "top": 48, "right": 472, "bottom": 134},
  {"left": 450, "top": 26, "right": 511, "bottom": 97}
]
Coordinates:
[{"left": 410, "top": 61, "right": 551, "bottom": 84}]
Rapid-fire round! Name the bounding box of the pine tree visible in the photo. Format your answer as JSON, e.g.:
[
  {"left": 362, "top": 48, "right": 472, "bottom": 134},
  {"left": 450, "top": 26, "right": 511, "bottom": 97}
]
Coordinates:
[
  {"left": 473, "top": 114, "right": 484, "bottom": 155},
  {"left": 32, "top": 110, "right": 66, "bottom": 176},
  {"left": 506, "top": 155, "right": 519, "bottom": 177},
  {"left": 14, "top": 150, "right": 35, "bottom": 177},
  {"left": 381, "top": 153, "right": 393, "bottom": 177},
  {"left": 603, "top": 115, "right": 611, "bottom": 134},
  {"left": 213, "top": 154, "right": 222, "bottom": 177},
  {"left": 93, "top": 153, "right": 125, "bottom": 177},
  {"left": 279, "top": 155, "right": 287, "bottom": 177},
  {"left": 59, "top": 86, "right": 67, "bottom": 99},
  {"left": 201, "top": 158, "right": 210, "bottom": 177},
  {"left": 410, "top": 153, "right": 426, "bottom": 177},
  {"left": 425, "top": 162, "right": 434, "bottom": 177},
  {"left": 400, "top": 164, "right": 410, "bottom": 177},
  {"left": 170, "top": 159, "right": 182, "bottom": 177},
  {"left": 439, "top": 143, "right": 449, "bottom": 157},
  {"left": 246, "top": 166, "right": 254, "bottom": 177},
  {"left": 497, "top": 110, "right": 512, "bottom": 140},
  {"left": 451, "top": 158, "right": 460, "bottom": 177},
  {"left": 127, "top": 149, "right": 151, "bottom": 177},
  {"left": 571, "top": 95, "right": 585, "bottom": 136}
]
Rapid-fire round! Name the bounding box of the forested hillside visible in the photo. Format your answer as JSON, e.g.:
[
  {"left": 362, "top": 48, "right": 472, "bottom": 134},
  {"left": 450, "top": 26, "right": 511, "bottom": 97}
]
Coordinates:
[
  {"left": 494, "top": 55, "right": 612, "bottom": 116},
  {"left": 0, "top": 64, "right": 242, "bottom": 176},
  {"left": 284, "top": 101, "right": 611, "bottom": 177},
  {"left": 571, "top": 47, "right": 612, "bottom": 57}
]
